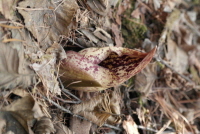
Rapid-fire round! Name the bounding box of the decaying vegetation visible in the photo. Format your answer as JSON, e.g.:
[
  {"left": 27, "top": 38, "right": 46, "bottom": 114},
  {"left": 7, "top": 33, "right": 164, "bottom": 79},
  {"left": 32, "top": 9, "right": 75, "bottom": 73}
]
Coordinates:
[{"left": 0, "top": 0, "right": 200, "bottom": 134}]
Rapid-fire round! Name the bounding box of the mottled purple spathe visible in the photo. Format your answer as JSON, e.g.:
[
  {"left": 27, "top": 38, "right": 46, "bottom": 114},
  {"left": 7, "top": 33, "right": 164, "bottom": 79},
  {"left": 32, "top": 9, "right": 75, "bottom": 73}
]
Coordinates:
[{"left": 60, "top": 47, "right": 156, "bottom": 92}]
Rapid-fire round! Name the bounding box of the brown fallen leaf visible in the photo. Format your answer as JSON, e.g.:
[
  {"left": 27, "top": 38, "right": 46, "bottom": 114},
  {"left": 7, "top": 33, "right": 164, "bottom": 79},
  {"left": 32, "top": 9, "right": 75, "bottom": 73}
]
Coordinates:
[
  {"left": 0, "top": 27, "right": 36, "bottom": 90},
  {"left": 123, "top": 115, "right": 139, "bottom": 134},
  {"left": 72, "top": 91, "right": 121, "bottom": 126},
  {"left": 60, "top": 46, "right": 156, "bottom": 92},
  {"left": 1, "top": 94, "right": 45, "bottom": 134},
  {"left": 2, "top": 95, "right": 45, "bottom": 120},
  {"left": 0, "top": 0, "right": 18, "bottom": 20},
  {"left": 93, "top": 27, "right": 113, "bottom": 46},
  {"left": 165, "top": 37, "right": 188, "bottom": 73},
  {"left": 80, "top": 29, "right": 99, "bottom": 44},
  {"left": 17, "top": 0, "right": 78, "bottom": 48}
]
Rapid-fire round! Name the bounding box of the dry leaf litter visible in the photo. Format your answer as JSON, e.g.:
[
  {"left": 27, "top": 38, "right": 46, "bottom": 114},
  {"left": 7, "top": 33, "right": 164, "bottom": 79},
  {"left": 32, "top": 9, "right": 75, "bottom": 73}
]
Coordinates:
[{"left": 0, "top": 0, "right": 200, "bottom": 134}]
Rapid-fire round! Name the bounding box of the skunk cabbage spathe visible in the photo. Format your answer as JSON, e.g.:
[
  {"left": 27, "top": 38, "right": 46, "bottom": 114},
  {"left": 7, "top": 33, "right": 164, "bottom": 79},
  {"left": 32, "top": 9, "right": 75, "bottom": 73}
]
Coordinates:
[{"left": 60, "top": 47, "right": 156, "bottom": 92}]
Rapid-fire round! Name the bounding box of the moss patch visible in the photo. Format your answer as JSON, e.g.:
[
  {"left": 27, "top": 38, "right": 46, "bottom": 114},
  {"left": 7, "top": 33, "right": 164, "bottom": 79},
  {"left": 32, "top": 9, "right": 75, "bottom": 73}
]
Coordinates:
[
  {"left": 122, "top": 18, "right": 147, "bottom": 48},
  {"left": 121, "top": 1, "right": 147, "bottom": 48}
]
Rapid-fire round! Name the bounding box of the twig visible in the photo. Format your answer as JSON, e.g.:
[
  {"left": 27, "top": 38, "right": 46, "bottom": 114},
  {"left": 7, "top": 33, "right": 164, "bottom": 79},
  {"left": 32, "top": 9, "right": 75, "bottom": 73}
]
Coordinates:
[
  {"left": 43, "top": 95, "right": 73, "bottom": 114},
  {"left": 54, "top": 0, "right": 65, "bottom": 11},
  {"left": 15, "top": 7, "right": 53, "bottom": 11},
  {"left": 53, "top": 96, "right": 79, "bottom": 104},
  {"left": 156, "top": 120, "right": 172, "bottom": 134},
  {"left": 137, "top": 125, "right": 158, "bottom": 133},
  {"left": 58, "top": 77, "right": 82, "bottom": 104},
  {"left": 43, "top": 95, "right": 90, "bottom": 121},
  {"left": 103, "top": 124, "right": 122, "bottom": 131},
  {"left": 155, "top": 57, "right": 193, "bottom": 83},
  {"left": 43, "top": 96, "right": 91, "bottom": 121}
]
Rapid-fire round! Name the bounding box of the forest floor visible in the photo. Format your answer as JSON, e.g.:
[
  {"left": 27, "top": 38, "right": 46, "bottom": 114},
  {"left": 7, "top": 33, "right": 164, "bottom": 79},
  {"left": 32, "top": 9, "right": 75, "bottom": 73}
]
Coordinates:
[{"left": 0, "top": 0, "right": 200, "bottom": 134}]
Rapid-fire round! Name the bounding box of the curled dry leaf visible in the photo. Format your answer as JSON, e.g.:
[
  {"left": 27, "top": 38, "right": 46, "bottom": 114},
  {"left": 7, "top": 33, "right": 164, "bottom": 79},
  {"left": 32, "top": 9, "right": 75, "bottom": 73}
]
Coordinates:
[
  {"left": 0, "top": 0, "right": 18, "bottom": 20},
  {"left": 11, "top": 88, "right": 30, "bottom": 97},
  {"left": 136, "top": 107, "right": 152, "bottom": 127},
  {"left": 1, "top": 95, "right": 45, "bottom": 134},
  {"left": 122, "top": 115, "right": 139, "bottom": 134},
  {"left": 17, "top": 0, "right": 78, "bottom": 47},
  {"left": 93, "top": 27, "right": 113, "bottom": 46},
  {"left": 163, "top": 0, "right": 182, "bottom": 12},
  {"left": 33, "top": 116, "right": 55, "bottom": 134},
  {"left": 72, "top": 91, "right": 121, "bottom": 126},
  {"left": 106, "top": 91, "right": 121, "bottom": 124},
  {"left": 2, "top": 95, "right": 45, "bottom": 120},
  {"left": 60, "top": 46, "right": 156, "bottom": 92}
]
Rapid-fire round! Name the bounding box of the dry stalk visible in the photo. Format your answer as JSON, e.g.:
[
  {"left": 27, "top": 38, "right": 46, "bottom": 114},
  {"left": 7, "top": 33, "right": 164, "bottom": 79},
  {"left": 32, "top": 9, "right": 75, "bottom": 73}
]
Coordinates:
[{"left": 154, "top": 93, "right": 193, "bottom": 133}]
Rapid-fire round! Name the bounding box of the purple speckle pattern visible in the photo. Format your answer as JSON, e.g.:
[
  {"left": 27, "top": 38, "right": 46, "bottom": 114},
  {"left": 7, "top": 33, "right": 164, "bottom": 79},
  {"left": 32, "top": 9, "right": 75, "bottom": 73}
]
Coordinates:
[{"left": 60, "top": 47, "right": 157, "bottom": 91}]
